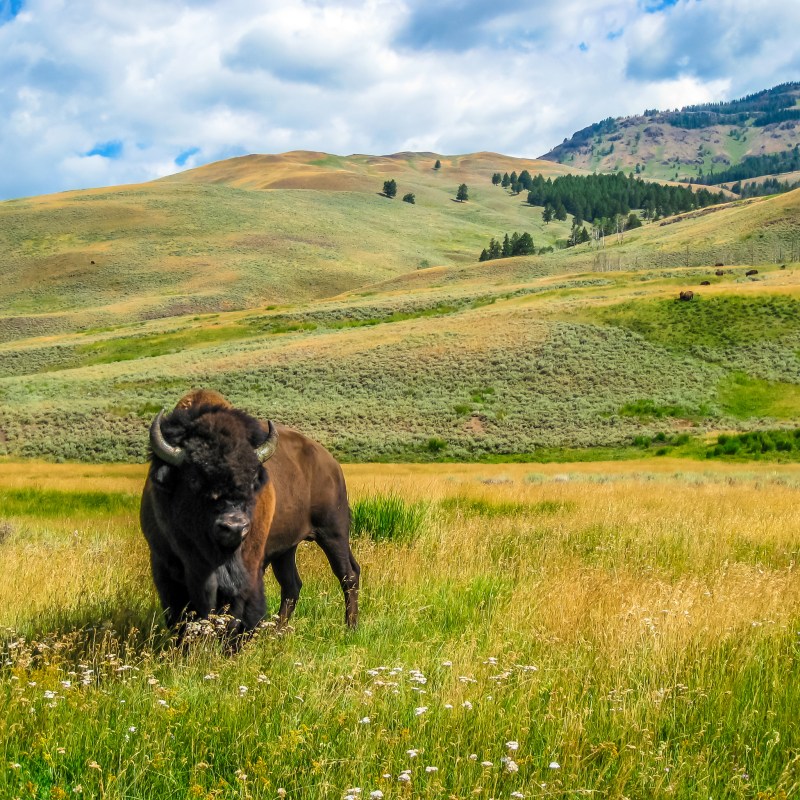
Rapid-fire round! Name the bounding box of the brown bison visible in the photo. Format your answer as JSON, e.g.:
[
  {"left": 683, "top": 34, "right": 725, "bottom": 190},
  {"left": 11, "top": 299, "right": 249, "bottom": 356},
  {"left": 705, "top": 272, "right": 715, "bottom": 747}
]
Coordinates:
[
  {"left": 700, "top": 281, "right": 711, "bottom": 286},
  {"left": 746, "top": 269, "right": 758, "bottom": 276},
  {"left": 714, "top": 269, "right": 724, "bottom": 277},
  {"left": 679, "top": 290, "right": 694, "bottom": 301},
  {"left": 140, "top": 390, "right": 359, "bottom": 638}
]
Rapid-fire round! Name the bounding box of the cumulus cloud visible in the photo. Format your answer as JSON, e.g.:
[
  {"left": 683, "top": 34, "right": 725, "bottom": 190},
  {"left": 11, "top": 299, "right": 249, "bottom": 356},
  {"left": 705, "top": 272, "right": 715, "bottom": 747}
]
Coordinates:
[{"left": 0, "top": 0, "right": 797, "bottom": 199}]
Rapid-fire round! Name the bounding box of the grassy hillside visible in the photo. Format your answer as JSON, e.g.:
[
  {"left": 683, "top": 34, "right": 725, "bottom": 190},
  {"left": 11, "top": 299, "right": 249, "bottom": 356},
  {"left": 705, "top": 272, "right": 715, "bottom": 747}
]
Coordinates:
[
  {"left": 1, "top": 153, "right": 799, "bottom": 463},
  {"left": 541, "top": 83, "right": 800, "bottom": 184},
  {"left": 2, "top": 461, "right": 800, "bottom": 798},
  {"left": 0, "top": 151, "right": 580, "bottom": 335}
]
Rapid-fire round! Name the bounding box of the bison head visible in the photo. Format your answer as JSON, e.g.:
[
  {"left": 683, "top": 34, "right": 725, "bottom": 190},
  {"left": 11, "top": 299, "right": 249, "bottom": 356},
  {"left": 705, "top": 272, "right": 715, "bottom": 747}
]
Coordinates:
[{"left": 148, "top": 402, "right": 278, "bottom": 556}]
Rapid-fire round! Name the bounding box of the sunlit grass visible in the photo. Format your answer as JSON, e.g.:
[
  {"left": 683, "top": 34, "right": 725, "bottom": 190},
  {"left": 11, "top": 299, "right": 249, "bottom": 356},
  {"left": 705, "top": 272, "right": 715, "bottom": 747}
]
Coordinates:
[{"left": 1, "top": 461, "right": 799, "bottom": 798}]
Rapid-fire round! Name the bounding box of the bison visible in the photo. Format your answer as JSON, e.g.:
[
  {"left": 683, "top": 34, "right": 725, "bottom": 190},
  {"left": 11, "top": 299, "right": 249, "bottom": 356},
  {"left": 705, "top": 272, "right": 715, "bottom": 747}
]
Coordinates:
[
  {"left": 746, "top": 269, "right": 759, "bottom": 276},
  {"left": 679, "top": 290, "right": 694, "bottom": 301},
  {"left": 140, "top": 389, "right": 359, "bottom": 639},
  {"left": 714, "top": 269, "right": 724, "bottom": 277},
  {"left": 700, "top": 280, "right": 711, "bottom": 286}
]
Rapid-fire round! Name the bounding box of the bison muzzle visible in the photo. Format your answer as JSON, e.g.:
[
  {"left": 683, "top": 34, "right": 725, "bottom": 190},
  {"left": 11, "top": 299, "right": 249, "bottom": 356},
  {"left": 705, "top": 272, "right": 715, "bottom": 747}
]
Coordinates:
[{"left": 140, "top": 390, "right": 359, "bottom": 638}]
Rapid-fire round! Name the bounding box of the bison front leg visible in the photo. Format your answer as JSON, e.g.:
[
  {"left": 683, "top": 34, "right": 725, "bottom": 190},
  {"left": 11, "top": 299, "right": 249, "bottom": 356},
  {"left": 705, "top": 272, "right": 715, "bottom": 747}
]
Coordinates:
[
  {"left": 150, "top": 555, "right": 191, "bottom": 630},
  {"left": 271, "top": 546, "right": 302, "bottom": 628}
]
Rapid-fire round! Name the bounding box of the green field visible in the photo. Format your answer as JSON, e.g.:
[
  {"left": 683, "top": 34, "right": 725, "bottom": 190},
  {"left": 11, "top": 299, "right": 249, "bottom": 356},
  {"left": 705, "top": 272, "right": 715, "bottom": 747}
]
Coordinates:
[{"left": 1, "top": 461, "right": 799, "bottom": 799}]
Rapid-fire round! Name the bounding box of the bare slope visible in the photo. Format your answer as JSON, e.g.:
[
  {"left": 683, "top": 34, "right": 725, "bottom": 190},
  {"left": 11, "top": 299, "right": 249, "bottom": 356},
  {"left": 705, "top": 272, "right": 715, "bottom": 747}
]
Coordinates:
[{"left": 542, "top": 83, "right": 800, "bottom": 183}]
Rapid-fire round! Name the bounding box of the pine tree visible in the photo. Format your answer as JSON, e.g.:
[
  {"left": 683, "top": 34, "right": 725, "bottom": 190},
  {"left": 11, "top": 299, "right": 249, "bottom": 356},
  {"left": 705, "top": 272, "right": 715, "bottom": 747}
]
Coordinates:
[
  {"left": 492, "top": 172, "right": 501, "bottom": 186},
  {"left": 456, "top": 184, "right": 469, "bottom": 202},
  {"left": 434, "top": 159, "right": 442, "bottom": 170},
  {"left": 501, "top": 172, "right": 510, "bottom": 188},
  {"left": 513, "top": 232, "right": 535, "bottom": 256},
  {"left": 502, "top": 233, "right": 512, "bottom": 257},
  {"left": 542, "top": 204, "right": 554, "bottom": 224},
  {"left": 383, "top": 179, "right": 397, "bottom": 198},
  {"left": 402, "top": 193, "right": 416, "bottom": 204},
  {"left": 489, "top": 238, "right": 501, "bottom": 259},
  {"left": 479, "top": 248, "right": 489, "bottom": 262}
]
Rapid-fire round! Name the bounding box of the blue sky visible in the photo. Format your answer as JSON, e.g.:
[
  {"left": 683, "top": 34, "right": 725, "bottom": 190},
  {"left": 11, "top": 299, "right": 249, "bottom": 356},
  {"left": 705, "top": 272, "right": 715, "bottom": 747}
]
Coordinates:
[{"left": 0, "top": 0, "right": 797, "bottom": 199}]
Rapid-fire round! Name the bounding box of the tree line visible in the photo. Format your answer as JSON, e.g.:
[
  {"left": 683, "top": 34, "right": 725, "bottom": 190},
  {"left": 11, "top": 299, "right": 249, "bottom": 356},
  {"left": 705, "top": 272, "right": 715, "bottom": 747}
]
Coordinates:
[
  {"left": 693, "top": 145, "right": 800, "bottom": 185},
  {"left": 498, "top": 171, "right": 725, "bottom": 221}
]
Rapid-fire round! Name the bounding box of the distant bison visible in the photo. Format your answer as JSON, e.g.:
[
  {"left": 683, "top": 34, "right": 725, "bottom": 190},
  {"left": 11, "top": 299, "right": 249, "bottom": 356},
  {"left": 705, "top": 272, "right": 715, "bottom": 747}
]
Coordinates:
[
  {"left": 679, "top": 290, "right": 694, "bottom": 301},
  {"left": 700, "top": 281, "right": 711, "bottom": 286},
  {"left": 715, "top": 269, "right": 724, "bottom": 277},
  {"left": 140, "top": 390, "right": 359, "bottom": 639},
  {"left": 715, "top": 262, "right": 724, "bottom": 267},
  {"left": 746, "top": 269, "right": 759, "bottom": 276}
]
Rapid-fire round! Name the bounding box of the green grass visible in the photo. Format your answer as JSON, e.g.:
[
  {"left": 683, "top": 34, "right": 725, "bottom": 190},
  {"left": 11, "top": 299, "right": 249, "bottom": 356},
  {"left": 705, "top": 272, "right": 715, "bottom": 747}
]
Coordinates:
[
  {"left": 75, "top": 324, "right": 255, "bottom": 365},
  {"left": 0, "top": 487, "right": 139, "bottom": 517},
  {"left": 350, "top": 492, "right": 430, "bottom": 543},
  {"left": 706, "top": 428, "right": 800, "bottom": 459},
  {"left": 439, "top": 496, "right": 574, "bottom": 517},
  {"left": 718, "top": 372, "right": 800, "bottom": 419},
  {"left": 596, "top": 294, "right": 800, "bottom": 351}
]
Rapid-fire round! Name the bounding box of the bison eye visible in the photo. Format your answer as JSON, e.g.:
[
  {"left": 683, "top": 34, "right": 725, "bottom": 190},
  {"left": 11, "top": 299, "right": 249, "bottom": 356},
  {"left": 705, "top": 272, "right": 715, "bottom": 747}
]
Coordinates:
[{"left": 252, "top": 466, "right": 267, "bottom": 492}]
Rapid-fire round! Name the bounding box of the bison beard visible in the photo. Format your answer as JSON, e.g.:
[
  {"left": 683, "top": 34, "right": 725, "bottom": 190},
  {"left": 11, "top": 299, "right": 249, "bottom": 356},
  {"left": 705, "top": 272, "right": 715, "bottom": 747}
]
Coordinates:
[{"left": 140, "top": 390, "right": 359, "bottom": 642}]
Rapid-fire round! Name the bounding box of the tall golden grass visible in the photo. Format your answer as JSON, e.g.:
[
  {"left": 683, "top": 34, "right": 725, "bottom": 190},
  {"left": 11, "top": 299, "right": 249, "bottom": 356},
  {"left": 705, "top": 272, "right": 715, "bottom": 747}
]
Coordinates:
[{"left": 1, "top": 461, "right": 799, "bottom": 797}]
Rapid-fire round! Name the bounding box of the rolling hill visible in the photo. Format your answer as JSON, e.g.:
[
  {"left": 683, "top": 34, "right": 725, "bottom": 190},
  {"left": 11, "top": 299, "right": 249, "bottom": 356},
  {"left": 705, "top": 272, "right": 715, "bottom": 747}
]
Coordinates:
[
  {"left": 0, "top": 147, "right": 799, "bottom": 463},
  {"left": 0, "top": 151, "right": 583, "bottom": 338},
  {"left": 541, "top": 82, "right": 800, "bottom": 184}
]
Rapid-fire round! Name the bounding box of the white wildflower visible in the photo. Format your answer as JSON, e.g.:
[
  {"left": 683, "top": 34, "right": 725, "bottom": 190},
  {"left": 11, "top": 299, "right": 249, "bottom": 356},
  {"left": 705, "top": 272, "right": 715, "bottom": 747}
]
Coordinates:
[
  {"left": 407, "top": 749, "right": 419, "bottom": 758},
  {"left": 397, "top": 773, "right": 411, "bottom": 783},
  {"left": 359, "top": 717, "right": 371, "bottom": 724},
  {"left": 425, "top": 766, "right": 438, "bottom": 773},
  {"left": 549, "top": 761, "right": 560, "bottom": 769},
  {"left": 370, "top": 791, "right": 384, "bottom": 800},
  {"left": 462, "top": 700, "right": 473, "bottom": 710},
  {"left": 481, "top": 761, "right": 493, "bottom": 768},
  {"left": 506, "top": 759, "right": 519, "bottom": 773},
  {"left": 506, "top": 741, "right": 519, "bottom": 751},
  {"left": 414, "top": 706, "right": 428, "bottom": 716}
]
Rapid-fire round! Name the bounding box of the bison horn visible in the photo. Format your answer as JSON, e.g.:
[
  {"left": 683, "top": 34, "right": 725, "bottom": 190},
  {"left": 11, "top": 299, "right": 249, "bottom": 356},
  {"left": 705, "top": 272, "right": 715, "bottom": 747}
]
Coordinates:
[
  {"left": 256, "top": 420, "right": 279, "bottom": 462},
  {"left": 149, "top": 409, "right": 186, "bottom": 466}
]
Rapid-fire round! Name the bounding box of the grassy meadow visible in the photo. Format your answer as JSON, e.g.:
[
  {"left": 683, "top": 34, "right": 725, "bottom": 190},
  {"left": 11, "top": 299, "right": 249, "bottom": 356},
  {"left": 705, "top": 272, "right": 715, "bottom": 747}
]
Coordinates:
[{"left": 1, "top": 460, "right": 799, "bottom": 799}]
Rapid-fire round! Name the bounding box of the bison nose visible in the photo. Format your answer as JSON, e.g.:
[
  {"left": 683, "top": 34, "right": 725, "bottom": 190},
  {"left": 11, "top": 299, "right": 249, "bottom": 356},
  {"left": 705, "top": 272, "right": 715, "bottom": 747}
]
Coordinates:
[{"left": 215, "top": 513, "right": 251, "bottom": 546}]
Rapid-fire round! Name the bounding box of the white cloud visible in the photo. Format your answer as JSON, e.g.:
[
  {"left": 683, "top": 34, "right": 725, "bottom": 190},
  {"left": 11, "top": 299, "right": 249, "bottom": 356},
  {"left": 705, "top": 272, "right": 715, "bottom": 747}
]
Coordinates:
[{"left": 0, "top": 0, "right": 797, "bottom": 199}]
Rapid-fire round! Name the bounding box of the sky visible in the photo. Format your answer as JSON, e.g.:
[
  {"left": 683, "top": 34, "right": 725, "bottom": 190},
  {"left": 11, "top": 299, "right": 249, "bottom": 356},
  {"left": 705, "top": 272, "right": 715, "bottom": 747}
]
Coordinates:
[{"left": 0, "top": 0, "right": 798, "bottom": 200}]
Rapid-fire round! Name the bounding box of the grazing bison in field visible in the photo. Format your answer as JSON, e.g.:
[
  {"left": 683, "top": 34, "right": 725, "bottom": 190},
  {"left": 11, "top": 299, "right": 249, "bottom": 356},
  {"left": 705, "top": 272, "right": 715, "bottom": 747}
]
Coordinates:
[
  {"left": 140, "top": 389, "right": 359, "bottom": 638},
  {"left": 679, "top": 290, "right": 694, "bottom": 301},
  {"left": 746, "top": 269, "right": 759, "bottom": 276},
  {"left": 714, "top": 269, "right": 724, "bottom": 277}
]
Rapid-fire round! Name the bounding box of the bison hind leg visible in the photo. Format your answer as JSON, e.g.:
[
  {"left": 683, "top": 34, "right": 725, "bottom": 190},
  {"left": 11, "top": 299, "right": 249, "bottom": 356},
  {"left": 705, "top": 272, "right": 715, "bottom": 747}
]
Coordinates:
[{"left": 317, "top": 532, "right": 360, "bottom": 628}]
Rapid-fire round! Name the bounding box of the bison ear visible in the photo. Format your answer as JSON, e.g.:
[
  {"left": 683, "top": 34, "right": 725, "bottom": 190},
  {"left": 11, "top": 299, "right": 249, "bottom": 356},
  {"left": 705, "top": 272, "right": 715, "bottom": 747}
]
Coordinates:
[
  {"left": 253, "top": 465, "right": 268, "bottom": 492},
  {"left": 152, "top": 464, "right": 174, "bottom": 488}
]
